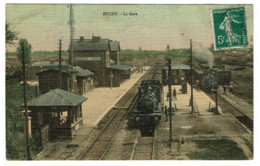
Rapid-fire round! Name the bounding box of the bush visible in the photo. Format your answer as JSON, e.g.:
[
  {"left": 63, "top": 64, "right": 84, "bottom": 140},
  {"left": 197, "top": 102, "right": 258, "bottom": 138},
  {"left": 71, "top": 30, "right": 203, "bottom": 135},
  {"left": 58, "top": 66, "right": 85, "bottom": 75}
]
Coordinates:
[
  {"left": 6, "top": 83, "right": 41, "bottom": 160},
  {"left": 187, "top": 139, "right": 248, "bottom": 160}
]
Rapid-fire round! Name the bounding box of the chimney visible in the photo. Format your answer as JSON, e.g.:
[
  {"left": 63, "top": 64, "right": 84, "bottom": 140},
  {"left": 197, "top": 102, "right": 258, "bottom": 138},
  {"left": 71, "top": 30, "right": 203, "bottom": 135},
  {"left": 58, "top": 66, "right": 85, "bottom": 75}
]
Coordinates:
[
  {"left": 80, "top": 36, "right": 84, "bottom": 42},
  {"left": 92, "top": 36, "right": 101, "bottom": 43}
]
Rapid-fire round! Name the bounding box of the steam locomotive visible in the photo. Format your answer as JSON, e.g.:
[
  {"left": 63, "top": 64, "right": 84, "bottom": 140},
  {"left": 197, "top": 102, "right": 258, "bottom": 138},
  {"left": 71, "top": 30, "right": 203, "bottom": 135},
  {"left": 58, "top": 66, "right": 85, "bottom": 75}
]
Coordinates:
[
  {"left": 130, "top": 80, "right": 162, "bottom": 136},
  {"left": 193, "top": 65, "right": 232, "bottom": 92}
]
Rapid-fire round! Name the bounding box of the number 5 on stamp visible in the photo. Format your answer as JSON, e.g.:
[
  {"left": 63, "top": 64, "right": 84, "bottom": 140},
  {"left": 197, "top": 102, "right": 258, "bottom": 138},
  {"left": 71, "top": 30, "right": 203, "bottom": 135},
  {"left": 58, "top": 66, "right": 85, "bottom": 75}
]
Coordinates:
[{"left": 212, "top": 7, "right": 248, "bottom": 50}]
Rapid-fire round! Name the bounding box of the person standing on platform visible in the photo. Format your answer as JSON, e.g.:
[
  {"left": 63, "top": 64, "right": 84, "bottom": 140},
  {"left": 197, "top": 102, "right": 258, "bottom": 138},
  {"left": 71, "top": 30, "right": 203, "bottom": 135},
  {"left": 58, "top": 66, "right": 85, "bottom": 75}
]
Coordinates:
[
  {"left": 223, "top": 85, "right": 226, "bottom": 94},
  {"left": 164, "top": 106, "right": 168, "bottom": 121},
  {"left": 173, "top": 88, "right": 177, "bottom": 100},
  {"left": 229, "top": 84, "right": 233, "bottom": 94}
]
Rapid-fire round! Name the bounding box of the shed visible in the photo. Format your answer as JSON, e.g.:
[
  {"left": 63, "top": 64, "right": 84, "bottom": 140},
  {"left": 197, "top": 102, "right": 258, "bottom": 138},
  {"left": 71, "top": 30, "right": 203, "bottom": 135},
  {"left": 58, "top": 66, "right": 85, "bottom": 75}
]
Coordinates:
[
  {"left": 37, "top": 66, "right": 94, "bottom": 95},
  {"left": 162, "top": 63, "right": 191, "bottom": 85},
  {"left": 27, "top": 89, "right": 87, "bottom": 145},
  {"left": 108, "top": 64, "right": 133, "bottom": 84},
  {"left": 29, "top": 61, "right": 70, "bottom": 80}
]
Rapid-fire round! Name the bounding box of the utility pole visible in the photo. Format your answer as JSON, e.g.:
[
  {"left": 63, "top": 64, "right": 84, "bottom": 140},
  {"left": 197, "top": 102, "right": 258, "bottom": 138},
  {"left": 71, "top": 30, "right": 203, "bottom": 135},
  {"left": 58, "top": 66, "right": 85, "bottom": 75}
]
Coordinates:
[
  {"left": 167, "top": 59, "right": 173, "bottom": 142},
  {"left": 69, "top": 4, "right": 75, "bottom": 92},
  {"left": 190, "top": 39, "right": 194, "bottom": 114},
  {"left": 22, "top": 43, "right": 31, "bottom": 160},
  {"left": 58, "top": 39, "right": 62, "bottom": 89}
]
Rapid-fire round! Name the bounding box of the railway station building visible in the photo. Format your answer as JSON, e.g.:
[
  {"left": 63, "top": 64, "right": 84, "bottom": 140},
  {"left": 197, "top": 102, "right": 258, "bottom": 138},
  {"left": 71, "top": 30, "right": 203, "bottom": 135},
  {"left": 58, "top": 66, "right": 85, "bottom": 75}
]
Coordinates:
[
  {"left": 69, "top": 35, "right": 132, "bottom": 87},
  {"left": 37, "top": 66, "right": 94, "bottom": 95},
  {"left": 27, "top": 89, "right": 87, "bottom": 145}
]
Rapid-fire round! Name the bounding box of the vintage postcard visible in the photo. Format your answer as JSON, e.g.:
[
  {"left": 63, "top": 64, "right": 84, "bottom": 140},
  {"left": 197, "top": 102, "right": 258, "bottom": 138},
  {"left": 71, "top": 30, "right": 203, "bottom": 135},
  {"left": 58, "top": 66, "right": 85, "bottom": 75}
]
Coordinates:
[{"left": 5, "top": 4, "right": 253, "bottom": 161}]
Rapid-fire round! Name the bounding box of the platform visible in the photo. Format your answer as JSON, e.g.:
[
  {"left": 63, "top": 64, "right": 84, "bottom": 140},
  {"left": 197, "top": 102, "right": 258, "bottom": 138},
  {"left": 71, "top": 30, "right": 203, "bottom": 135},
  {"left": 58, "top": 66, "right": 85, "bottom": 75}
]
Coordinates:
[
  {"left": 163, "top": 84, "right": 223, "bottom": 116},
  {"left": 81, "top": 66, "right": 149, "bottom": 127},
  {"left": 156, "top": 84, "right": 252, "bottom": 159}
]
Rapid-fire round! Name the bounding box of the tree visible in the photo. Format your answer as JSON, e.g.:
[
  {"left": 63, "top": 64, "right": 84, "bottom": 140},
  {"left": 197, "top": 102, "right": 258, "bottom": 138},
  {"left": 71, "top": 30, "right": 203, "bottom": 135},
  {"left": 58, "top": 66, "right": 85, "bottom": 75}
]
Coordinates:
[
  {"left": 6, "top": 22, "right": 19, "bottom": 45},
  {"left": 167, "top": 45, "right": 170, "bottom": 51},
  {"left": 16, "top": 39, "right": 32, "bottom": 64}
]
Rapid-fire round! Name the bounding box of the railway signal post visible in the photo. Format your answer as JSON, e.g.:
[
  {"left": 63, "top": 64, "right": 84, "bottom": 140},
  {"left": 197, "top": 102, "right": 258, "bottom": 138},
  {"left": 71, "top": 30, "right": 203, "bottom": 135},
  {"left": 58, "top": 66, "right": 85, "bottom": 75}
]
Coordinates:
[{"left": 167, "top": 59, "right": 173, "bottom": 142}]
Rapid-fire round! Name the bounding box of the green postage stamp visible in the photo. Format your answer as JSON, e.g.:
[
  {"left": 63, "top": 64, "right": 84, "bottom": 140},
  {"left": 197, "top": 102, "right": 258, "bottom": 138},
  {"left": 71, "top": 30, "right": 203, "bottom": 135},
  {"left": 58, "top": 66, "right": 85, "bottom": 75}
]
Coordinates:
[{"left": 212, "top": 7, "right": 248, "bottom": 50}]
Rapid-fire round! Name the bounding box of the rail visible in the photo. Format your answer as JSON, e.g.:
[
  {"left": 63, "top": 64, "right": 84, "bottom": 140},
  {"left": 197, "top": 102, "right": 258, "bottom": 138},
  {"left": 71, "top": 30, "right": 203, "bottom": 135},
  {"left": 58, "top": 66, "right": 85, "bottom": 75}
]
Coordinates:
[{"left": 78, "top": 67, "right": 153, "bottom": 160}]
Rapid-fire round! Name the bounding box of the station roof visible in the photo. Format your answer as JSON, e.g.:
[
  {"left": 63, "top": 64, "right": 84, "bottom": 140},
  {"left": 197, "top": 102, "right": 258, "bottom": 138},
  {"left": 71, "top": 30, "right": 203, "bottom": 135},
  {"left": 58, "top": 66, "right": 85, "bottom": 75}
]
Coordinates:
[
  {"left": 71, "top": 66, "right": 94, "bottom": 77},
  {"left": 27, "top": 89, "right": 87, "bottom": 108},
  {"left": 163, "top": 63, "right": 191, "bottom": 70},
  {"left": 109, "top": 64, "right": 133, "bottom": 71},
  {"left": 37, "top": 66, "right": 94, "bottom": 77},
  {"left": 69, "top": 36, "right": 120, "bottom": 52},
  {"left": 110, "top": 59, "right": 116, "bottom": 65},
  {"left": 69, "top": 38, "right": 109, "bottom": 51},
  {"left": 32, "top": 61, "right": 70, "bottom": 67}
]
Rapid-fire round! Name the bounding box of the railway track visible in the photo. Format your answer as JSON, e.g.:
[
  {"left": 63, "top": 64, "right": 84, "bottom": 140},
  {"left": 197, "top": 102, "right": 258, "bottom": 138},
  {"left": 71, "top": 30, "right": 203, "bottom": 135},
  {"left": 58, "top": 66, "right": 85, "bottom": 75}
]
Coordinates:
[
  {"left": 130, "top": 130, "right": 156, "bottom": 160},
  {"left": 79, "top": 97, "right": 138, "bottom": 160},
  {"left": 78, "top": 68, "right": 153, "bottom": 160},
  {"left": 217, "top": 95, "right": 253, "bottom": 131},
  {"left": 205, "top": 90, "right": 253, "bottom": 132}
]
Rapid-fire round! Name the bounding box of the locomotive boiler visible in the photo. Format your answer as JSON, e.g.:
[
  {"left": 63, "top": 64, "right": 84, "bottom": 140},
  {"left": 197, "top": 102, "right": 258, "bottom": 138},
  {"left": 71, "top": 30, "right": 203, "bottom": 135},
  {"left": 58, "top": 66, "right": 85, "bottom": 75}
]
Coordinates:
[{"left": 130, "top": 80, "right": 162, "bottom": 136}]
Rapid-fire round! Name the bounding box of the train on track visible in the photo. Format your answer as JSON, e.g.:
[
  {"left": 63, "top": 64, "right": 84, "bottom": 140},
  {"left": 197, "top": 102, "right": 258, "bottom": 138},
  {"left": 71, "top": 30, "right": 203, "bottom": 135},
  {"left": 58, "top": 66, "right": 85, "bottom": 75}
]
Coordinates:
[
  {"left": 193, "top": 65, "right": 232, "bottom": 92},
  {"left": 130, "top": 80, "right": 162, "bottom": 136},
  {"left": 162, "top": 62, "right": 232, "bottom": 93}
]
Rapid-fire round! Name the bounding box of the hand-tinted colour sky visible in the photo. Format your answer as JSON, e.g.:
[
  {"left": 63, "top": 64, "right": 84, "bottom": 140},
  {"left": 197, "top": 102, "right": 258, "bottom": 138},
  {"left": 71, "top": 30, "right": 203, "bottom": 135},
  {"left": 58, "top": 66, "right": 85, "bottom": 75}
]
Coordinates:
[{"left": 6, "top": 4, "right": 253, "bottom": 51}]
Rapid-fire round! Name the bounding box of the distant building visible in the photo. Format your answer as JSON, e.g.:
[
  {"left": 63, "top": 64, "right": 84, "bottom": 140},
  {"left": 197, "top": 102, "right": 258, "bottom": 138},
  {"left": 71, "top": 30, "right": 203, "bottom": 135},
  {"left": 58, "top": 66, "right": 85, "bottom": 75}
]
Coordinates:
[
  {"left": 69, "top": 35, "right": 132, "bottom": 87},
  {"left": 37, "top": 66, "right": 94, "bottom": 95}
]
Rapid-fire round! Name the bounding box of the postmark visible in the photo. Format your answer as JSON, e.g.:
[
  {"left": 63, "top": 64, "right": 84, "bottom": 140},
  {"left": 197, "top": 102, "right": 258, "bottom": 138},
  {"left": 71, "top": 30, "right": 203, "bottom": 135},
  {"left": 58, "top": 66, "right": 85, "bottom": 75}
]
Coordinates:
[{"left": 212, "top": 7, "right": 248, "bottom": 50}]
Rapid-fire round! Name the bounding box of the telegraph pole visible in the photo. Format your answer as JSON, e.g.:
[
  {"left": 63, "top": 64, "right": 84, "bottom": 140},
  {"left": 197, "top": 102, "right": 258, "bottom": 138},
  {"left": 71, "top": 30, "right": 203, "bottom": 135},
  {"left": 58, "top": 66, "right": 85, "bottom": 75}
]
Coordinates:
[
  {"left": 58, "top": 39, "right": 62, "bottom": 89},
  {"left": 69, "top": 4, "right": 75, "bottom": 92},
  {"left": 167, "top": 59, "right": 173, "bottom": 142},
  {"left": 190, "top": 39, "right": 194, "bottom": 114},
  {"left": 22, "top": 43, "right": 31, "bottom": 160}
]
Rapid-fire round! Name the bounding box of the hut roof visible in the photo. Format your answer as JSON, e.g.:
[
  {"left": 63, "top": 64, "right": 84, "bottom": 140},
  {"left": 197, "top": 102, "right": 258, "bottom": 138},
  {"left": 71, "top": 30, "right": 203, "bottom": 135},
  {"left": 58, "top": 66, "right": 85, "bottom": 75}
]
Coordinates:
[{"left": 27, "top": 89, "right": 87, "bottom": 107}]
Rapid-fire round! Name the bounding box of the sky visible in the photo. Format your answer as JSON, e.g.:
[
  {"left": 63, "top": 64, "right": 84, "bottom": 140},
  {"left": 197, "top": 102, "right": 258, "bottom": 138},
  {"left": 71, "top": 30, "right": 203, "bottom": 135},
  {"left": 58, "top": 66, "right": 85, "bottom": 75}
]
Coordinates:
[{"left": 6, "top": 4, "right": 253, "bottom": 51}]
